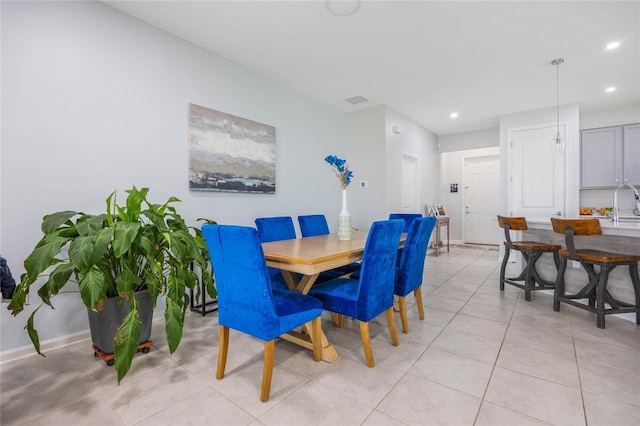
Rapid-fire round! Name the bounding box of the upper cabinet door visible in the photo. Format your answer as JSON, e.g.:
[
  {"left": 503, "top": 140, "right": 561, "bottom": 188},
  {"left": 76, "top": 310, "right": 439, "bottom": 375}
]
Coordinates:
[
  {"left": 623, "top": 124, "right": 640, "bottom": 186},
  {"left": 580, "top": 126, "right": 622, "bottom": 188}
]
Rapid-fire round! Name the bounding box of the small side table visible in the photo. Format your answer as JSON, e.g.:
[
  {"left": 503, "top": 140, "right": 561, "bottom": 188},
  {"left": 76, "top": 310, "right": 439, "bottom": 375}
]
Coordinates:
[{"left": 433, "top": 216, "right": 450, "bottom": 257}]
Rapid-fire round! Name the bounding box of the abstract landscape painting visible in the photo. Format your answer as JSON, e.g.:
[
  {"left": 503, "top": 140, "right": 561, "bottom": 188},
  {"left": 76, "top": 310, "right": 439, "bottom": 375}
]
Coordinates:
[{"left": 188, "top": 103, "right": 276, "bottom": 193}]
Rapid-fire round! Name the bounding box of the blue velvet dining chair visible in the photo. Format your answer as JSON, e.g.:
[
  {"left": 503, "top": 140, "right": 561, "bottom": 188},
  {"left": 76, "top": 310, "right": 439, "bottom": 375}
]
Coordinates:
[
  {"left": 308, "top": 219, "right": 404, "bottom": 367},
  {"left": 298, "top": 214, "right": 330, "bottom": 237},
  {"left": 297, "top": 214, "right": 361, "bottom": 277},
  {"left": 201, "top": 224, "right": 323, "bottom": 402},
  {"left": 254, "top": 216, "right": 297, "bottom": 290},
  {"left": 389, "top": 213, "right": 422, "bottom": 233},
  {"left": 388, "top": 213, "right": 423, "bottom": 266},
  {"left": 395, "top": 216, "right": 436, "bottom": 334}
]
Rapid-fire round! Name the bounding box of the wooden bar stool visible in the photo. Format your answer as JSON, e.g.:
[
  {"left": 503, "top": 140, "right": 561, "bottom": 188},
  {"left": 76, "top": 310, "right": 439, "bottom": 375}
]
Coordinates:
[
  {"left": 550, "top": 218, "right": 640, "bottom": 329},
  {"left": 497, "top": 215, "right": 561, "bottom": 301}
]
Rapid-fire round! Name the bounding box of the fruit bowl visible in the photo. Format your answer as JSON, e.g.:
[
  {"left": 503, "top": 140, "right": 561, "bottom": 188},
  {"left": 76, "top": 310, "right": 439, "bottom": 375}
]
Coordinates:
[{"left": 579, "top": 207, "right": 594, "bottom": 215}]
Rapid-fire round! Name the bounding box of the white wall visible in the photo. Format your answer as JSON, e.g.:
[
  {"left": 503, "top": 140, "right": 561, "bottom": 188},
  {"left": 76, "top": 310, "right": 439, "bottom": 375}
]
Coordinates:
[
  {"left": 580, "top": 104, "right": 640, "bottom": 130},
  {"left": 384, "top": 107, "right": 440, "bottom": 216},
  {"left": 346, "top": 106, "right": 439, "bottom": 230},
  {"left": 345, "top": 106, "right": 386, "bottom": 231},
  {"left": 0, "top": 1, "right": 345, "bottom": 353},
  {"left": 439, "top": 127, "right": 499, "bottom": 153}
]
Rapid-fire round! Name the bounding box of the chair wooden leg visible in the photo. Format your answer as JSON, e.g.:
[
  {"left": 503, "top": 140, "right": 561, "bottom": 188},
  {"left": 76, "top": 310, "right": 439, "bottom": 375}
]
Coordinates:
[
  {"left": 260, "top": 340, "right": 275, "bottom": 402},
  {"left": 414, "top": 286, "right": 425, "bottom": 321},
  {"left": 359, "top": 321, "right": 375, "bottom": 368},
  {"left": 311, "top": 317, "right": 322, "bottom": 362},
  {"left": 216, "top": 326, "right": 229, "bottom": 380},
  {"left": 386, "top": 307, "right": 399, "bottom": 346},
  {"left": 398, "top": 296, "right": 409, "bottom": 334},
  {"left": 331, "top": 313, "right": 345, "bottom": 328}
]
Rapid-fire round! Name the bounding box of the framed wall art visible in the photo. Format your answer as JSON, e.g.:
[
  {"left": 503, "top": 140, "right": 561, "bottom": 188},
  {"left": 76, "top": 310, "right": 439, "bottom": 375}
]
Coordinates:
[{"left": 188, "top": 103, "right": 276, "bottom": 193}]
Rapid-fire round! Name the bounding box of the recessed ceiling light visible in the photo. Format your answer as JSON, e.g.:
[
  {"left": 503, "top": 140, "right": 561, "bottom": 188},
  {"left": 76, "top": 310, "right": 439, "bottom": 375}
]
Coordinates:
[
  {"left": 606, "top": 41, "right": 621, "bottom": 50},
  {"left": 605, "top": 86, "right": 616, "bottom": 93},
  {"left": 450, "top": 112, "right": 458, "bottom": 119}
]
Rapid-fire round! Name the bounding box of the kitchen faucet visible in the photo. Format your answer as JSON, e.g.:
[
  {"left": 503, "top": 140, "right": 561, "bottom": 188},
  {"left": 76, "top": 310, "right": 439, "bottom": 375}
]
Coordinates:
[{"left": 612, "top": 183, "right": 640, "bottom": 223}]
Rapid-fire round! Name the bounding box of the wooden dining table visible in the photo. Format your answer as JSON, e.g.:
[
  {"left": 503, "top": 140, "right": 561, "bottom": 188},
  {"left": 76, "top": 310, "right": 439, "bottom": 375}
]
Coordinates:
[{"left": 261, "top": 229, "right": 405, "bottom": 362}]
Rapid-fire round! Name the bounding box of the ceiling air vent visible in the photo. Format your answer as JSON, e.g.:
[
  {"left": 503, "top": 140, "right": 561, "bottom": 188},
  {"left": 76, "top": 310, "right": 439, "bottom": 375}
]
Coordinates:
[{"left": 345, "top": 95, "right": 369, "bottom": 105}]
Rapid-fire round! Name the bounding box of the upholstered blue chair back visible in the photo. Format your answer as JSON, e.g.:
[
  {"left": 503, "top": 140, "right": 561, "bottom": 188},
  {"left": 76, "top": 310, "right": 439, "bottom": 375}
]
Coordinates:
[
  {"left": 389, "top": 213, "right": 422, "bottom": 233},
  {"left": 356, "top": 219, "right": 405, "bottom": 320},
  {"left": 254, "top": 216, "right": 297, "bottom": 289},
  {"left": 202, "top": 224, "right": 322, "bottom": 341},
  {"left": 298, "top": 214, "right": 330, "bottom": 237},
  {"left": 255, "top": 216, "right": 296, "bottom": 242},
  {"left": 396, "top": 217, "right": 436, "bottom": 297}
]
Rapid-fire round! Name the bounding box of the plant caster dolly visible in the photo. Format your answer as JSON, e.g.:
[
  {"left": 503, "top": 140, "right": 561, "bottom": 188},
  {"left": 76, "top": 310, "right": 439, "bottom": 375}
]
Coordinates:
[{"left": 93, "top": 340, "right": 153, "bottom": 366}]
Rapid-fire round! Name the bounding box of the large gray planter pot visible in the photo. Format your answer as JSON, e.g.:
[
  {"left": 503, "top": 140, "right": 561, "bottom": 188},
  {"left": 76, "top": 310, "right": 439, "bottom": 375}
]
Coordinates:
[{"left": 87, "top": 290, "right": 153, "bottom": 354}]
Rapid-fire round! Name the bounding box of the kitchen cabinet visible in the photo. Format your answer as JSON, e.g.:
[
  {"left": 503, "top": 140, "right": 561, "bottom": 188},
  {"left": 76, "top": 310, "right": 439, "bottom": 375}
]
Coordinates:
[{"left": 581, "top": 123, "right": 640, "bottom": 188}]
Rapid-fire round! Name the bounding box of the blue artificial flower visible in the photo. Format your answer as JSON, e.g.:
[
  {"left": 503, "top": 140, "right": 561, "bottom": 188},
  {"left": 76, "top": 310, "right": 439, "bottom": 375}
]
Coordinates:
[{"left": 325, "top": 155, "right": 354, "bottom": 189}]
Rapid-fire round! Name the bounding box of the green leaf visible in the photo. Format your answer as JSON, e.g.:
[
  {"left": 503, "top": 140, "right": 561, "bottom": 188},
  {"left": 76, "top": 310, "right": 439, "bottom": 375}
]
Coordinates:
[
  {"left": 69, "top": 235, "right": 98, "bottom": 272},
  {"left": 7, "top": 281, "right": 29, "bottom": 316},
  {"left": 79, "top": 266, "right": 107, "bottom": 310},
  {"left": 165, "top": 232, "right": 187, "bottom": 263},
  {"left": 113, "top": 221, "right": 140, "bottom": 257},
  {"left": 37, "top": 263, "right": 74, "bottom": 306},
  {"left": 164, "top": 296, "right": 184, "bottom": 354},
  {"left": 75, "top": 214, "right": 108, "bottom": 236},
  {"left": 201, "top": 268, "right": 216, "bottom": 299},
  {"left": 115, "top": 268, "right": 140, "bottom": 298},
  {"left": 93, "top": 227, "right": 114, "bottom": 258},
  {"left": 114, "top": 308, "right": 141, "bottom": 384},
  {"left": 41, "top": 211, "right": 79, "bottom": 234},
  {"left": 142, "top": 209, "right": 166, "bottom": 230},
  {"left": 25, "top": 305, "right": 45, "bottom": 356},
  {"left": 23, "top": 236, "right": 69, "bottom": 283},
  {"left": 123, "top": 186, "right": 148, "bottom": 222},
  {"left": 196, "top": 217, "right": 217, "bottom": 225},
  {"left": 106, "top": 190, "right": 117, "bottom": 226}
]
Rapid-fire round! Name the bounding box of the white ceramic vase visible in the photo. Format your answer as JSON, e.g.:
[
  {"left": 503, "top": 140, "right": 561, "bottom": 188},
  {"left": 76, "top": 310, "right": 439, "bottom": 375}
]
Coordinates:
[{"left": 337, "top": 188, "right": 352, "bottom": 240}]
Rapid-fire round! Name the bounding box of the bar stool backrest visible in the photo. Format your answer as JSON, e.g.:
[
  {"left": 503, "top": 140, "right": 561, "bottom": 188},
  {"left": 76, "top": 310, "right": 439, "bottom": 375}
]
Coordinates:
[
  {"left": 550, "top": 218, "right": 602, "bottom": 260},
  {"left": 550, "top": 218, "right": 602, "bottom": 236},
  {"left": 497, "top": 215, "right": 528, "bottom": 249}
]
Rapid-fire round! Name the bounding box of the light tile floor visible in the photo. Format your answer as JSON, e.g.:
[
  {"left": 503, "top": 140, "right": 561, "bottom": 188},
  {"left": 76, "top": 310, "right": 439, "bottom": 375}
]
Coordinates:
[{"left": 2, "top": 245, "right": 639, "bottom": 425}]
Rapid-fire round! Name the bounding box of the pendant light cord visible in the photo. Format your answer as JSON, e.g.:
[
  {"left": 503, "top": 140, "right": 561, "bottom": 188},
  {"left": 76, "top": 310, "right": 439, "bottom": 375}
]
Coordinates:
[{"left": 552, "top": 58, "right": 564, "bottom": 139}]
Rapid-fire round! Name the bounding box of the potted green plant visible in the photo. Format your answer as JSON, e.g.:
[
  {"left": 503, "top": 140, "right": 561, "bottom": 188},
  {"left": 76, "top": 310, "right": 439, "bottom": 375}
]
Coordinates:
[{"left": 8, "top": 186, "right": 215, "bottom": 382}]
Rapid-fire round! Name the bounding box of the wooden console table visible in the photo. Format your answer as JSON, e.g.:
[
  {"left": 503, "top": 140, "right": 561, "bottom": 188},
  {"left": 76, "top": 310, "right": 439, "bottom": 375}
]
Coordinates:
[{"left": 433, "top": 216, "right": 450, "bottom": 257}]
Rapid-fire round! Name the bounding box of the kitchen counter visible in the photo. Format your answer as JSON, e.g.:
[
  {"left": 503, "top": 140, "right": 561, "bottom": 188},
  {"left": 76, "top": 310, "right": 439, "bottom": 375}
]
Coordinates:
[{"left": 526, "top": 216, "right": 640, "bottom": 237}]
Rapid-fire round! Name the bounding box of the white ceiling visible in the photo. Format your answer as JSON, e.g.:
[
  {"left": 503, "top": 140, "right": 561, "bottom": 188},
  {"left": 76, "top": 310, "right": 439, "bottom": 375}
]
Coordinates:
[{"left": 104, "top": 0, "right": 640, "bottom": 135}]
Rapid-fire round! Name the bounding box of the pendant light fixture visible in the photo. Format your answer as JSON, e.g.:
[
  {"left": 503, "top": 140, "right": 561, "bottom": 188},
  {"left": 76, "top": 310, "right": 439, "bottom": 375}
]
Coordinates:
[{"left": 551, "top": 58, "right": 565, "bottom": 156}]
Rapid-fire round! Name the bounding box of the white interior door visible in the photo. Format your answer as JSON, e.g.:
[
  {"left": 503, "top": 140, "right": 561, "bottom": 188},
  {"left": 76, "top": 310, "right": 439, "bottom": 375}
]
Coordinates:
[
  {"left": 464, "top": 155, "right": 500, "bottom": 245},
  {"left": 509, "top": 125, "right": 566, "bottom": 218},
  {"left": 401, "top": 154, "right": 419, "bottom": 212}
]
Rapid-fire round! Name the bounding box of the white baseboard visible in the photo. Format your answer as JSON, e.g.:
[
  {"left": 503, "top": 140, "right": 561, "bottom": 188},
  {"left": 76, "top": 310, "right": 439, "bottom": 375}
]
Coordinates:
[
  {"left": 0, "top": 316, "right": 166, "bottom": 365},
  {"left": 0, "top": 330, "right": 92, "bottom": 365}
]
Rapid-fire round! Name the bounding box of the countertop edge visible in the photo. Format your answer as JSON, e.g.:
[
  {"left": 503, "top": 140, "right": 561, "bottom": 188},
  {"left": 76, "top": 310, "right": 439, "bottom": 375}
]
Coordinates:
[{"left": 526, "top": 217, "right": 640, "bottom": 237}]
